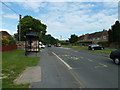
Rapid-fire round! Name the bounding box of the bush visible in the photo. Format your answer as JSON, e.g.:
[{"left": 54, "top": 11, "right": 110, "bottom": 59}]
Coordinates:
[
  {"left": 109, "top": 42, "right": 120, "bottom": 49},
  {"left": 1, "top": 36, "right": 16, "bottom": 45},
  {"left": 75, "top": 41, "right": 92, "bottom": 46},
  {"left": 1, "top": 39, "right": 9, "bottom": 45},
  {"left": 9, "top": 40, "right": 16, "bottom": 45},
  {"left": 97, "top": 41, "right": 109, "bottom": 47}
]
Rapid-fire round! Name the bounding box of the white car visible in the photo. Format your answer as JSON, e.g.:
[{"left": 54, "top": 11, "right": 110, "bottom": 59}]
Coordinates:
[
  {"left": 39, "top": 42, "right": 45, "bottom": 49},
  {"left": 39, "top": 44, "right": 45, "bottom": 49}
]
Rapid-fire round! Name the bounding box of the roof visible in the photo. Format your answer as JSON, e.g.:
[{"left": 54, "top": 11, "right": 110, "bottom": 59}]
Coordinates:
[
  {"left": 0, "top": 31, "right": 11, "bottom": 39},
  {"left": 26, "top": 32, "right": 39, "bottom": 40}
]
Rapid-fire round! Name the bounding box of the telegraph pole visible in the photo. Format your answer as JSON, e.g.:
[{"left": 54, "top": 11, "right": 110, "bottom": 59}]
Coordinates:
[
  {"left": 19, "top": 14, "right": 22, "bottom": 41},
  {"left": 60, "top": 35, "right": 62, "bottom": 40}
]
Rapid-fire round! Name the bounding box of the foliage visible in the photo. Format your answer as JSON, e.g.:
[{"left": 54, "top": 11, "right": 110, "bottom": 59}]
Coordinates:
[
  {"left": 73, "top": 41, "right": 92, "bottom": 46},
  {"left": 109, "top": 42, "right": 120, "bottom": 48},
  {"left": 69, "top": 34, "right": 78, "bottom": 43},
  {"left": 16, "top": 15, "right": 47, "bottom": 41},
  {"left": 97, "top": 41, "right": 109, "bottom": 47},
  {"left": 108, "top": 21, "right": 120, "bottom": 43},
  {"left": 1, "top": 39, "right": 9, "bottom": 45},
  {"left": 15, "top": 15, "right": 59, "bottom": 45},
  {"left": 58, "top": 40, "right": 70, "bottom": 45},
  {"left": 42, "top": 34, "right": 58, "bottom": 45},
  {"left": 1, "top": 36, "right": 16, "bottom": 45}
]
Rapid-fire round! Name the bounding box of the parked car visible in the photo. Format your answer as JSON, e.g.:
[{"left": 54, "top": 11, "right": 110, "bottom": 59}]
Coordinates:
[
  {"left": 39, "top": 42, "right": 45, "bottom": 49},
  {"left": 110, "top": 49, "right": 120, "bottom": 65},
  {"left": 47, "top": 44, "right": 51, "bottom": 47},
  {"left": 56, "top": 43, "right": 61, "bottom": 47},
  {"left": 88, "top": 44, "right": 104, "bottom": 50},
  {"left": 39, "top": 44, "right": 45, "bottom": 49}
]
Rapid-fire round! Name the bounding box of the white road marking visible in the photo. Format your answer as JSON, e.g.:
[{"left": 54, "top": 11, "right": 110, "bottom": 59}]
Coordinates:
[
  {"left": 99, "top": 63, "right": 108, "bottom": 67},
  {"left": 74, "top": 51, "right": 78, "bottom": 52},
  {"left": 80, "top": 57, "right": 84, "bottom": 59},
  {"left": 88, "top": 59, "right": 93, "bottom": 62},
  {"left": 69, "top": 71, "right": 86, "bottom": 88},
  {"left": 60, "top": 47, "right": 71, "bottom": 50},
  {"left": 52, "top": 52, "right": 72, "bottom": 70},
  {"left": 95, "top": 63, "right": 108, "bottom": 68},
  {"left": 70, "top": 57, "right": 79, "bottom": 60}
]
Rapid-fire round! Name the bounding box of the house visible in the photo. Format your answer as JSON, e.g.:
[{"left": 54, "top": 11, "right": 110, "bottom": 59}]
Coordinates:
[
  {"left": 79, "top": 30, "right": 108, "bottom": 43},
  {"left": 0, "top": 31, "right": 11, "bottom": 39}
]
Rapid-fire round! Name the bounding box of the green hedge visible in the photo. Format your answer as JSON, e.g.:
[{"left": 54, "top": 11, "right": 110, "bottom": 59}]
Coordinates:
[
  {"left": 74, "top": 41, "right": 92, "bottom": 45},
  {"left": 109, "top": 42, "right": 120, "bottom": 48},
  {"left": 97, "top": 41, "right": 109, "bottom": 47},
  {"left": 1, "top": 36, "right": 16, "bottom": 45}
]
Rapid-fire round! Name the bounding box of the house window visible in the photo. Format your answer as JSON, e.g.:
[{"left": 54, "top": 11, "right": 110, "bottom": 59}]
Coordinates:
[
  {"left": 97, "top": 38, "right": 100, "bottom": 40},
  {"left": 103, "top": 36, "right": 106, "bottom": 40}
]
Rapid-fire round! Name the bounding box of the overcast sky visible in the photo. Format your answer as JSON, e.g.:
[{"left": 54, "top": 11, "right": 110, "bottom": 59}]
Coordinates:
[{"left": 0, "top": 0, "right": 119, "bottom": 40}]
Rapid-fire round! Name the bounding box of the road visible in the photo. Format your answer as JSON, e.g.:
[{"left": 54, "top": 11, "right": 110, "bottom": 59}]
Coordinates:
[{"left": 30, "top": 46, "right": 118, "bottom": 88}]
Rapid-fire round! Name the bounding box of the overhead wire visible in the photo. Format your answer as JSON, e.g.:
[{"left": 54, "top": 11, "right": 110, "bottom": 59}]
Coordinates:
[{"left": 0, "top": 1, "right": 20, "bottom": 15}]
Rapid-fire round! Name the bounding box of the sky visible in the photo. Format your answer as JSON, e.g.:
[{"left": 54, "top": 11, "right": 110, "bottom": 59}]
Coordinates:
[{"left": 0, "top": 0, "right": 119, "bottom": 40}]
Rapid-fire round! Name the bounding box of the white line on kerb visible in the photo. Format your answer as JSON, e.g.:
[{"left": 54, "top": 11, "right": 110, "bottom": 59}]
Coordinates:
[{"left": 52, "top": 52, "right": 72, "bottom": 70}]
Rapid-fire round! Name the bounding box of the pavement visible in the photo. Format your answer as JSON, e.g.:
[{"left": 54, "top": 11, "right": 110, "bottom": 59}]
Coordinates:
[{"left": 14, "top": 66, "right": 41, "bottom": 84}]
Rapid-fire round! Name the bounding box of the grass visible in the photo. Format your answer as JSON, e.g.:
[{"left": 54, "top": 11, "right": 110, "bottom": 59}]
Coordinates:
[
  {"left": 2, "top": 50, "right": 40, "bottom": 88},
  {"left": 62, "top": 45, "right": 116, "bottom": 54}
]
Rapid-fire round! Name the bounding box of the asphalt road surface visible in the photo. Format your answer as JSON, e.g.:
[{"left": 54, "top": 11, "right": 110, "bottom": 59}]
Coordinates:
[{"left": 31, "top": 46, "right": 119, "bottom": 88}]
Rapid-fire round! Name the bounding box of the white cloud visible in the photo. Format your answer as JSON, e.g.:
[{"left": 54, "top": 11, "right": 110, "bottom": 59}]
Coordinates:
[
  {"left": 1, "top": 2, "right": 118, "bottom": 39},
  {"left": 103, "top": 2, "right": 118, "bottom": 8},
  {"left": 3, "top": 14, "right": 18, "bottom": 19},
  {"left": 17, "top": 2, "right": 47, "bottom": 12},
  {"left": 37, "top": 2, "right": 118, "bottom": 39},
  {"left": 1, "top": 0, "right": 120, "bottom": 2}
]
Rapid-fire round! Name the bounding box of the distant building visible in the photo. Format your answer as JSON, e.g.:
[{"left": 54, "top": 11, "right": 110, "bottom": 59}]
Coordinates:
[
  {"left": 0, "top": 31, "right": 11, "bottom": 39},
  {"left": 79, "top": 30, "right": 108, "bottom": 43}
]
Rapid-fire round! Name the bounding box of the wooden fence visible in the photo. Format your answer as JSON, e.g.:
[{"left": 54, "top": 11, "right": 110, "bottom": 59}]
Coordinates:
[{"left": 0, "top": 45, "right": 18, "bottom": 52}]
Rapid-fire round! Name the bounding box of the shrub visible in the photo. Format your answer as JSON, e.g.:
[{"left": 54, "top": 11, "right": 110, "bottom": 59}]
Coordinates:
[
  {"left": 1, "top": 36, "right": 16, "bottom": 45},
  {"left": 97, "top": 41, "right": 109, "bottom": 47},
  {"left": 109, "top": 42, "right": 120, "bottom": 49},
  {"left": 1, "top": 39, "right": 9, "bottom": 45},
  {"left": 75, "top": 41, "right": 92, "bottom": 46}
]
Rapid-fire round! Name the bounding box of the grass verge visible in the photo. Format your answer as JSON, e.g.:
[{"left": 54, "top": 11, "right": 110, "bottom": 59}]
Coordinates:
[
  {"left": 62, "top": 45, "right": 116, "bottom": 54},
  {"left": 2, "top": 50, "right": 40, "bottom": 88}
]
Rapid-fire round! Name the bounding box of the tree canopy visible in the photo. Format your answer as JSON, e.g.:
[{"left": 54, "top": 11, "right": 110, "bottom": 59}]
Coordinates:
[
  {"left": 16, "top": 15, "right": 47, "bottom": 41},
  {"left": 108, "top": 20, "right": 120, "bottom": 43},
  {"left": 69, "top": 34, "right": 78, "bottom": 43},
  {"left": 14, "top": 15, "right": 58, "bottom": 44}
]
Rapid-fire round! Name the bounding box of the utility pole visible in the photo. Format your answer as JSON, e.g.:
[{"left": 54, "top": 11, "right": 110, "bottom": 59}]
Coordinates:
[
  {"left": 60, "top": 35, "right": 62, "bottom": 40},
  {"left": 19, "top": 14, "right": 22, "bottom": 41},
  {"left": 118, "top": 1, "right": 120, "bottom": 22}
]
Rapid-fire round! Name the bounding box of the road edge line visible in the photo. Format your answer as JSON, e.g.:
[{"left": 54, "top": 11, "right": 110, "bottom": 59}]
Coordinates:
[{"left": 52, "top": 52, "right": 72, "bottom": 70}]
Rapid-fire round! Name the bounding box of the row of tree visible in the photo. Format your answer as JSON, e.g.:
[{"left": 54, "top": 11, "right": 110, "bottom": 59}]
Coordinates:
[{"left": 14, "top": 15, "right": 58, "bottom": 45}]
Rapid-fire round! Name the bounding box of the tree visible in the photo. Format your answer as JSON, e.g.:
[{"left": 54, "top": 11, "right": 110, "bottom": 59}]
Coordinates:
[
  {"left": 1, "top": 36, "right": 16, "bottom": 45},
  {"left": 42, "top": 34, "right": 58, "bottom": 45},
  {"left": 108, "top": 20, "right": 120, "bottom": 43},
  {"left": 69, "top": 34, "right": 78, "bottom": 43},
  {"left": 16, "top": 15, "right": 47, "bottom": 41}
]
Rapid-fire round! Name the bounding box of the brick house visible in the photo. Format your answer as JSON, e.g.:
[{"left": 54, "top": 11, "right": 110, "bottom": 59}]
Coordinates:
[
  {"left": 0, "top": 31, "right": 11, "bottom": 39},
  {"left": 79, "top": 30, "right": 108, "bottom": 43}
]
